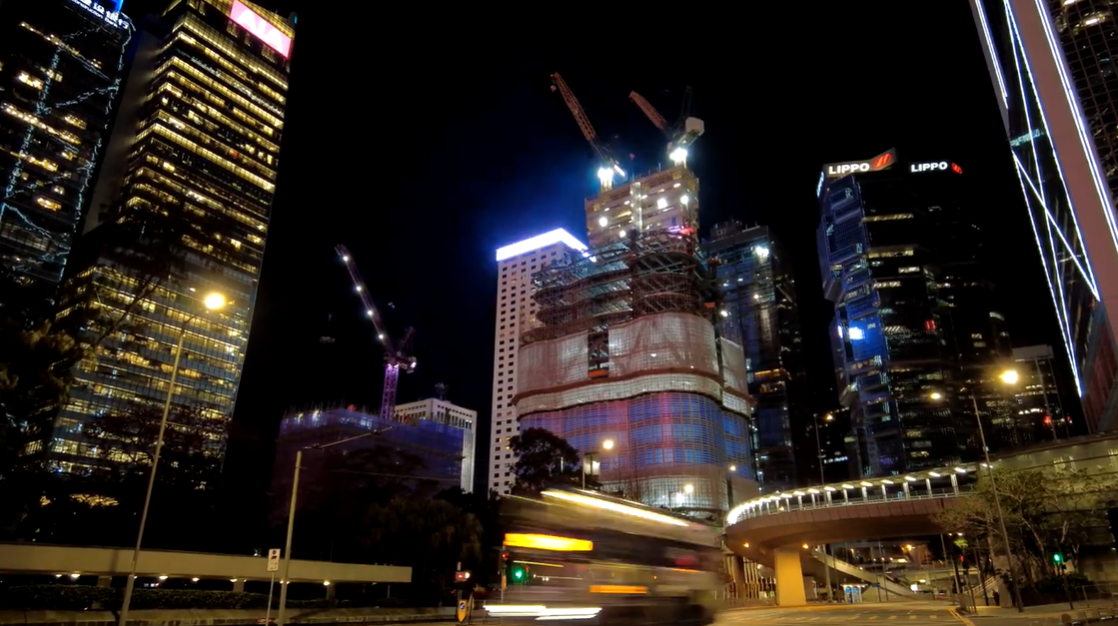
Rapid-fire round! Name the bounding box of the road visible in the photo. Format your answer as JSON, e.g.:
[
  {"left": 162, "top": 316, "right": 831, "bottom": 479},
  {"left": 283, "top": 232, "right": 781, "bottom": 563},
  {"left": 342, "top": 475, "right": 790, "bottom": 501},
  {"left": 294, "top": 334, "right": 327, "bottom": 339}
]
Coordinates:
[{"left": 715, "top": 604, "right": 959, "bottom": 626}]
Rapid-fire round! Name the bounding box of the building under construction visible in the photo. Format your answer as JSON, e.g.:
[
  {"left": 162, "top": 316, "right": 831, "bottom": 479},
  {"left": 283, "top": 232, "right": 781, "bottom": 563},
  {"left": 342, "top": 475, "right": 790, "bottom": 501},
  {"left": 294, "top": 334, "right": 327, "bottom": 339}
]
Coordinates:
[{"left": 515, "top": 166, "right": 757, "bottom": 517}]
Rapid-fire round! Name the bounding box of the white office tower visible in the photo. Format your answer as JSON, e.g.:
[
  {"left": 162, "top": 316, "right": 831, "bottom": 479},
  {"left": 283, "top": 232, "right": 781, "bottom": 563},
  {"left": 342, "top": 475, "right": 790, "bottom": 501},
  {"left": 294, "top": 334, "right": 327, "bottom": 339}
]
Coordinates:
[{"left": 489, "top": 229, "right": 588, "bottom": 495}]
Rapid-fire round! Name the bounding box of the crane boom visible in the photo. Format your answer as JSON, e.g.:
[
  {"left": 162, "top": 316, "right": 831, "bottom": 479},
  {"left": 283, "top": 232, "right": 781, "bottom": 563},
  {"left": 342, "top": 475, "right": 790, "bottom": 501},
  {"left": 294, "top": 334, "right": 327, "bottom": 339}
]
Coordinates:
[
  {"left": 628, "top": 88, "right": 705, "bottom": 165},
  {"left": 550, "top": 72, "right": 625, "bottom": 188},
  {"left": 628, "top": 91, "right": 670, "bottom": 135},
  {"left": 336, "top": 244, "right": 417, "bottom": 422}
]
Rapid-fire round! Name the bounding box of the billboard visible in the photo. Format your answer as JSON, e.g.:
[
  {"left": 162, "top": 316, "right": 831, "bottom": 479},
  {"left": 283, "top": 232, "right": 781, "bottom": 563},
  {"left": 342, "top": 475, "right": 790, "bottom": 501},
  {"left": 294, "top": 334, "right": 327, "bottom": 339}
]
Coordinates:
[
  {"left": 230, "top": 0, "right": 292, "bottom": 58},
  {"left": 822, "top": 149, "right": 897, "bottom": 179}
]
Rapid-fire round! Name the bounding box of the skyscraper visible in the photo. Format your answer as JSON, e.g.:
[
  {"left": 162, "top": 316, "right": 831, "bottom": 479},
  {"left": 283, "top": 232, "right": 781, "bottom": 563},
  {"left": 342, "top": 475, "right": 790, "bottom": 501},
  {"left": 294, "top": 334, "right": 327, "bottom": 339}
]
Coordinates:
[
  {"left": 706, "top": 221, "right": 807, "bottom": 492},
  {"left": 490, "top": 229, "right": 588, "bottom": 496},
  {"left": 0, "top": 0, "right": 132, "bottom": 297},
  {"left": 969, "top": 1, "right": 1118, "bottom": 432},
  {"left": 515, "top": 166, "right": 757, "bottom": 516},
  {"left": 1012, "top": 344, "right": 1069, "bottom": 443},
  {"left": 818, "top": 149, "right": 1013, "bottom": 477},
  {"left": 46, "top": 0, "right": 294, "bottom": 472}
]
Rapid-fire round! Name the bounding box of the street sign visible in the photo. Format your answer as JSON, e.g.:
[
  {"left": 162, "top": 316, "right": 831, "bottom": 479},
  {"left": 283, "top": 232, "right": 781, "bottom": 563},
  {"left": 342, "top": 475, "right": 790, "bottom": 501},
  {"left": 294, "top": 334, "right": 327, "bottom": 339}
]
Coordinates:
[
  {"left": 267, "top": 548, "right": 280, "bottom": 572},
  {"left": 456, "top": 600, "right": 468, "bottom": 623}
]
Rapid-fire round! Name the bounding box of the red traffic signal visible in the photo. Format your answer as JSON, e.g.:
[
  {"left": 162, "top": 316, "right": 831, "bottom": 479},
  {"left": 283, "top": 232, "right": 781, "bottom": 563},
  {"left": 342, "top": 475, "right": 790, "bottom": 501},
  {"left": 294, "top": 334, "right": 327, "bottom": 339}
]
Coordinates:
[
  {"left": 1044, "top": 415, "right": 1052, "bottom": 425},
  {"left": 501, "top": 551, "right": 509, "bottom": 562},
  {"left": 959, "top": 556, "right": 965, "bottom": 562}
]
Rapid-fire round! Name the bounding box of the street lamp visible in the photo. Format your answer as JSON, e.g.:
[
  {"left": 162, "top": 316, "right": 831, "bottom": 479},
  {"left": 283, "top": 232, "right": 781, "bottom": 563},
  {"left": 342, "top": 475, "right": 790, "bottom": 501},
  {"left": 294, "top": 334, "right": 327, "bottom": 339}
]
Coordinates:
[
  {"left": 119, "top": 291, "right": 225, "bottom": 626},
  {"left": 277, "top": 430, "right": 390, "bottom": 626},
  {"left": 930, "top": 369, "right": 1025, "bottom": 613}
]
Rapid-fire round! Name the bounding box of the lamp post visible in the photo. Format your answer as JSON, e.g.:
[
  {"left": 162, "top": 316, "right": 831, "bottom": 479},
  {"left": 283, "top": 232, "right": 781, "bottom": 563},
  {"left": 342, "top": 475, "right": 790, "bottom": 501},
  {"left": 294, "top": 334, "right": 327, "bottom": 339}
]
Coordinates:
[
  {"left": 119, "top": 292, "right": 226, "bottom": 626},
  {"left": 277, "top": 430, "right": 391, "bottom": 626},
  {"left": 581, "top": 439, "right": 613, "bottom": 489},
  {"left": 931, "top": 370, "right": 1025, "bottom": 613}
]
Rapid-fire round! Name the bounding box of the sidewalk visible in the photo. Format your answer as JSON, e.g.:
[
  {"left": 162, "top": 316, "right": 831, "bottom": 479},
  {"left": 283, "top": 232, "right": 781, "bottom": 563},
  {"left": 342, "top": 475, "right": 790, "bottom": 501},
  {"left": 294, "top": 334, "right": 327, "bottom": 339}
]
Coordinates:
[{"left": 957, "top": 602, "right": 1118, "bottom": 626}]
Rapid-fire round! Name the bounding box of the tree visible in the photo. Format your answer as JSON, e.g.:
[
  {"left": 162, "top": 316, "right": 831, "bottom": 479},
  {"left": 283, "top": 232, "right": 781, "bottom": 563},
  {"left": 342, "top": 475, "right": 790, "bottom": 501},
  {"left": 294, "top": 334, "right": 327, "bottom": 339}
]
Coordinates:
[
  {"left": 935, "top": 466, "right": 1118, "bottom": 588},
  {"left": 363, "top": 498, "right": 484, "bottom": 604},
  {"left": 17, "top": 403, "right": 227, "bottom": 547},
  {"left": 508, "top": 428, "right": 582, "bottom": 496}
]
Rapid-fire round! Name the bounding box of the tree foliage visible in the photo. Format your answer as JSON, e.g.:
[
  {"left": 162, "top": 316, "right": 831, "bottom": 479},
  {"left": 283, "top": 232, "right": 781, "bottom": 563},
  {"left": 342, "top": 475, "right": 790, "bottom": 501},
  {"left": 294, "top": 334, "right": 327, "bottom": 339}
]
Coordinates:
[
  {"left": 508, "top": 427, "right": 583, "bottom": 496},
  {"left": 17, "top": 403, "right": 228, "bottom": 548},
  {"left": 934, "top": 466, "right": 1118, "bottom": 585},
  {"left": 363, "top": 497, "right": 484, "bottom": 603}
]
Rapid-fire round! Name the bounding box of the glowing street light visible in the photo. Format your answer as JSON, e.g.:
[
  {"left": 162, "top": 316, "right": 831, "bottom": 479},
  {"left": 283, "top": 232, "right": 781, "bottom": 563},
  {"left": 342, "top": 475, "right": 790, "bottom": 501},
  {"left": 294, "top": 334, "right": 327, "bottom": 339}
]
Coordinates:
[
  {"left": 602, "top": 439, "right": 614, "bottom": 450},
  {"left": 1000, "top": 370, "right": 1019, "bottom": 385}
]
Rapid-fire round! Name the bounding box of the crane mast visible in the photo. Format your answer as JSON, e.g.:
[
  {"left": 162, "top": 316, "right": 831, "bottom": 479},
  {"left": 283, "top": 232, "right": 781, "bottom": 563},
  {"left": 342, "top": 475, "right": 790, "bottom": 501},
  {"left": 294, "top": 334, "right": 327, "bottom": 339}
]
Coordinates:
[
  {"left": 550, "top": 72, "right": 625, "bottom": 189},
  {"left": 629, "top": 89, "right": 705, "bottom": 166},
  {"left": 336, "top": 244, "right": 417, "bottom": 423}
]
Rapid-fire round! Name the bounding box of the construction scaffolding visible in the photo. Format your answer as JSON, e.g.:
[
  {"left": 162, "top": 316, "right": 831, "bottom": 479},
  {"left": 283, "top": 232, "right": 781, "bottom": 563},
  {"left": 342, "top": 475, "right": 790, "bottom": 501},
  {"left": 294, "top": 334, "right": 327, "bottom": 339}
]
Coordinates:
[{"left": 523, "top": 228, "right": 718, "bottom": 347}]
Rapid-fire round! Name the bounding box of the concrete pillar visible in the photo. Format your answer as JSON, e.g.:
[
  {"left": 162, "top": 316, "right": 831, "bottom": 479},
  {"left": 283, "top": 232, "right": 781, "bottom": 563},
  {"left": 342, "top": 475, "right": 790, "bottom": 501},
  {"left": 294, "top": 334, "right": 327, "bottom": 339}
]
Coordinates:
[
  {"left": 97, "top": 576, "right": 112, "bottom": 588},
  {"left": 233, "top": 579, "right": 245, "bottom": 593},
  {"left": 325, "top": 583, "right": 336, "bottom": 601},
  {"left": 773, "top": 547, "right": 807, "bottom": 607}
]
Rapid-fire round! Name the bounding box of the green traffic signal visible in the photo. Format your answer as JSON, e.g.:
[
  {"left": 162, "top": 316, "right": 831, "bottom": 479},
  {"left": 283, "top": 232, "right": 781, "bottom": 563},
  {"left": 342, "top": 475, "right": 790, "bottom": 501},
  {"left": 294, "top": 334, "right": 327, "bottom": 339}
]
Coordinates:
[
  {"left": 1054, "top": 553, "right": 1062, "bottom": 563},
  {"left": 512, "top": 566, "right": 526, "bottom": 581}
]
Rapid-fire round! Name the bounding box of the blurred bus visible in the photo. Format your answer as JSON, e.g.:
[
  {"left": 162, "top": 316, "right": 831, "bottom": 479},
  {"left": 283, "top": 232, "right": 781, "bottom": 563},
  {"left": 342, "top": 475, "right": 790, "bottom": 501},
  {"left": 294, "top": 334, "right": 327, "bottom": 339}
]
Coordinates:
[{"left": 484, "top": 488, "right": 720, "bottom": 626}]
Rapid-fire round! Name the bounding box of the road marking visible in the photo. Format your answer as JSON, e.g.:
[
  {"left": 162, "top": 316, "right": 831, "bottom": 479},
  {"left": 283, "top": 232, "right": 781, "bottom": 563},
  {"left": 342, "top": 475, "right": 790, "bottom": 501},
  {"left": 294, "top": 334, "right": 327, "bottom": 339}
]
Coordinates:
[{"left": 889, "top": 617, "right": 898, "bottom": 620}]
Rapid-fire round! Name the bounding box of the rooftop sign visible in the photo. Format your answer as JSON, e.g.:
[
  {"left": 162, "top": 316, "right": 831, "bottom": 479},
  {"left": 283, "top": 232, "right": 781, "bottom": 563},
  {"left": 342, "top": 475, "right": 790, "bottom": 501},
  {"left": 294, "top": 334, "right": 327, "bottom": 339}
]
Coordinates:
[
  {"left": 822, "top": 149, "right": 897, "bottom": 179},
  {"left": 230, "top": 0, "right": 292, "bottom": 58}
]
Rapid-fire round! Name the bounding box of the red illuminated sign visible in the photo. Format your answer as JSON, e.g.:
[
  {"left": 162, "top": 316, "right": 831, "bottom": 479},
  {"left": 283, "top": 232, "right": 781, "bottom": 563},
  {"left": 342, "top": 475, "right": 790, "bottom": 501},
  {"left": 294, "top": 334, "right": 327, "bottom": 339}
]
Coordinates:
[
  {"left": 230, "top": 0, "right": 292, "bottom": 58},
  {"left": 951, "top": 163, "right": 962, "bottom": 174},
  {"left": 873, "top": 153, "right": 893, "bottom": 168}
]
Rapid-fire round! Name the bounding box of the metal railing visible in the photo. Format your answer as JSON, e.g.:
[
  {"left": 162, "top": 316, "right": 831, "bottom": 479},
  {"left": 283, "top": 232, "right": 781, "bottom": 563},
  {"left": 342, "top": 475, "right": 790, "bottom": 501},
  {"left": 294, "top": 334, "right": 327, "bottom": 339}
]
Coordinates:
[{"left": 727, "top": 466, "right": 983, "bottom": 526}]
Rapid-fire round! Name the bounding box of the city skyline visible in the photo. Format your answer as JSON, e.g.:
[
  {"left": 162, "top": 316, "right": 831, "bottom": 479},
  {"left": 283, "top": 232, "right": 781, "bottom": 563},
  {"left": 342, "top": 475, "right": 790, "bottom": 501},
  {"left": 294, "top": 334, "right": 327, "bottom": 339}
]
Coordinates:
[{"left": 0, "top": 1, "right": 1079, "bottom": 505}]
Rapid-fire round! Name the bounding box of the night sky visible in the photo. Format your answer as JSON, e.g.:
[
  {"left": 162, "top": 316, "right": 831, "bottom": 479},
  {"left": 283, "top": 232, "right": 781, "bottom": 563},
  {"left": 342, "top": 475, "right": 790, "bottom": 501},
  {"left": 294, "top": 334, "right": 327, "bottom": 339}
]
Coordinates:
[{"left": 124, "top": 2, "right": 1063, "bottom": 497}]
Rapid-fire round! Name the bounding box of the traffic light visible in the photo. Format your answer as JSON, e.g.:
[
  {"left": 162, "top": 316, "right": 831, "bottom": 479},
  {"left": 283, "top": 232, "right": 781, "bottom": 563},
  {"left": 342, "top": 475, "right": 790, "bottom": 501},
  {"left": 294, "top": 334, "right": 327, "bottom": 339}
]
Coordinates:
[
  {"left": 1053, "top": 553, "right": 1062, "bottom": 564},
  {"left": 511, "top": 565, "right": 527, "bottom": 583}
]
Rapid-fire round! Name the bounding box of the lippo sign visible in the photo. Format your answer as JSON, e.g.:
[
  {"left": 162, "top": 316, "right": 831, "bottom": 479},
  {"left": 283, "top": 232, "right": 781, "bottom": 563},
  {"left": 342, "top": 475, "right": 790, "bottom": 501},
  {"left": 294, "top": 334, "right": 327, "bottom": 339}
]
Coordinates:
[
  {"left": 910, "top": 161, "right": 963, "bottom": 174},
  {"left": 822, "top": 149, "right": 897, "bottom": 178},
  {"left": 230, "top": 0, "right": 292, "bottom": 58}
]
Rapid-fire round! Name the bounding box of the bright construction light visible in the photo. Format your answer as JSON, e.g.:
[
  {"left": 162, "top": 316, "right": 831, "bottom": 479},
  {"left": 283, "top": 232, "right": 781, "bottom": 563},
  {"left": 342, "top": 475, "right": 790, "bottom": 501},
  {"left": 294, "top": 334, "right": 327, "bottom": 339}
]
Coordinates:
[
  {"left": 597, "top": 167, "right": 614, "bottom": 186},
  {"left": 729, "top": 464, "right": 737, "bottom": 472},
  {"left": 203, "top": 293, "right": 225, "bottom": 310},
  {"left": 754, "top": 245, "right": 770, "bottom": 259},
  {"left": 824, "top": 413, "right": 834, "bottom": 421},
  {"left": 670, "top": 147, "right": 688, "bottom": 163},
  {"left": 680, "top": 194, "right": 690, "bottom": 205},
  {"left": 602, "top": 439, "right": 614, "bottom": 450},
  {"left": 657, "top": 197, "right": 668, "bottom": 209},
  {"left": 158, "top": 575, "right": 168, "bottom": 580},
  {"left": 1000, "top": 370, "right": 1019, "bottom": 385},
  {"left": 683, "top": 484, "right": 694, "bottom": 494},
  {"left": 598, "top": 216, "right": 608, "bottom": 227},
  {"left": 930, "top": 392, "right": 943, "bottom": 400}
]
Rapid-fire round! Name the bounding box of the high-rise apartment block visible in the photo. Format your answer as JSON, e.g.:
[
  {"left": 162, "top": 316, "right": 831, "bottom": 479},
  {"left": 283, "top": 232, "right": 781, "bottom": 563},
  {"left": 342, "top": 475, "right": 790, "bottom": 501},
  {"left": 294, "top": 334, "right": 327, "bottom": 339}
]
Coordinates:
[
  {"left": 970, "top": 0, "right": 1118, "bottom": 432},
  {"left": 47, "top": 0, "right": 294, "bottom": 472},
  {"left": 515, "top": 165, "right": 757, "bottom": 515},
  {"left": 0, "top": 0, "right": 132, "bottom": 297},
  {"left": 490, "top": 229, "right": 588, "bottom": 496},
  {"left": 818, "top": 149, "right": 1014, "bottom": 477},
  {"left": 705, "top": 222, "right": 807, "bottom": 492}
]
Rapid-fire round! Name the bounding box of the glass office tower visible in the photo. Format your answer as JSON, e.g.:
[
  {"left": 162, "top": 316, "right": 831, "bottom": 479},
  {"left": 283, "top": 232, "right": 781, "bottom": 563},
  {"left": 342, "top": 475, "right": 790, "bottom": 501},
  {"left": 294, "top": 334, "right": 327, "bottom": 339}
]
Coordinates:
[
  {"left": 706, "top": 221, "right": 806, "bottom": 491},
  {"left": 818, "top": 150, "right": 1012, "bottom": 477},
  {"left": 44, "top": 0, "right": 294, "bottom": 472},
  {"left": 0, "top": 0, "right": 132, "bottom": 299},
  {"left": 969, "top": 0, "right": 1118, "bottom": 432}
]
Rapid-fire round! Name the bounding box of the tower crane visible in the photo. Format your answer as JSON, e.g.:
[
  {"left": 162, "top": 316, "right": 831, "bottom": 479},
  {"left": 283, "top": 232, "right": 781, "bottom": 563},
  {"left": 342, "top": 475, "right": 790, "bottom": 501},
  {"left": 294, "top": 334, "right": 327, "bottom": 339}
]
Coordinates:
[
  {"left": 336, "top": 244, "right": 416, "bottom": 423},
  {"left": 629, "top": 87, "right": 705, "bottom": 166},
  {"left": 550, "top": 73, "right": 626, "bottom": 189}
]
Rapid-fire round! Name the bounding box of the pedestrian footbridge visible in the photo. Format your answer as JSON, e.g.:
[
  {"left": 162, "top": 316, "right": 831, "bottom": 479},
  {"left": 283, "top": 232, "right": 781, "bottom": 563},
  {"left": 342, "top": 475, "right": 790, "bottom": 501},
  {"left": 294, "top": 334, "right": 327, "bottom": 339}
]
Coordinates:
[{"left": 723, "top": 463, "right": 979, "bottom": 607}]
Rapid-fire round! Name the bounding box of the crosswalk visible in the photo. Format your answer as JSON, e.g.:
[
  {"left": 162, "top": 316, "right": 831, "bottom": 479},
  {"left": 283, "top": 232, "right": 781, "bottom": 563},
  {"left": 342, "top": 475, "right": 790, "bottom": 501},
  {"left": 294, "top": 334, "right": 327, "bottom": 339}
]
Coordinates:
[{"left": 716, "top": 609, "right": 953, "bottom": 625}]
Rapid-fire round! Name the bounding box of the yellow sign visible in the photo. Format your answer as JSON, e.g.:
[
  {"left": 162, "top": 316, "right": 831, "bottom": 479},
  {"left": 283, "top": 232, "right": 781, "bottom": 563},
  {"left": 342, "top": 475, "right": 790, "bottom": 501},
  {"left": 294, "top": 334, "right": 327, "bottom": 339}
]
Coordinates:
[
  {"left": 456, "top": 599, "right": 468, "bottom": 623},
  {"left": 503, "top": 533, "right": 593, "bottom": 552}
]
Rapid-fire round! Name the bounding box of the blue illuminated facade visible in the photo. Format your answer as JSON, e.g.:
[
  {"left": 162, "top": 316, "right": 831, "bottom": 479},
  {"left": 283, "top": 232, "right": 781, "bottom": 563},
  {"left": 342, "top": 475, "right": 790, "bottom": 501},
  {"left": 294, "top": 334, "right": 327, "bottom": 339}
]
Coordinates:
[
  {"left": 523, "top": 392, "right": 755, "bottom": 512},
  {"left": 817, "top": 157, "right": 984, "bottom": 477},
  {"left": 705, "top": 222, "right": 806, "bottom": 491}
]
